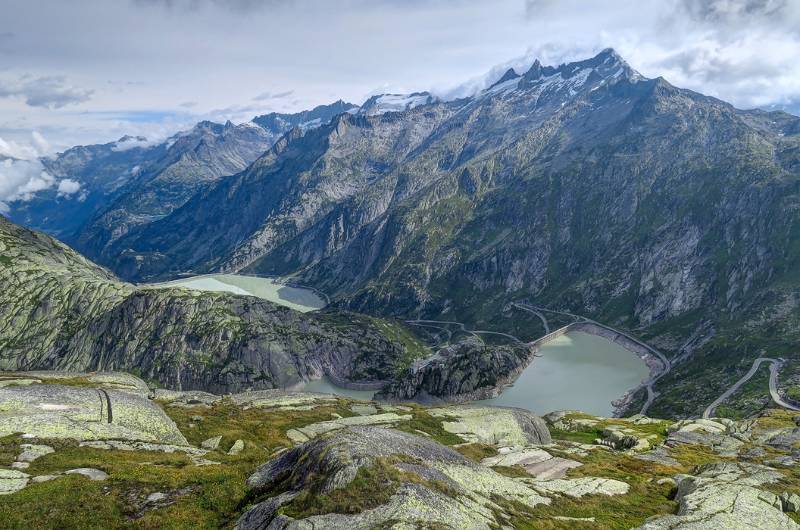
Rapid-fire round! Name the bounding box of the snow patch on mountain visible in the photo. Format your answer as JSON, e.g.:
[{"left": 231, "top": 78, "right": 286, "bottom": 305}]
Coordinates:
[{"left": 360, "top": 92, "right": 437, "bottom": 116}]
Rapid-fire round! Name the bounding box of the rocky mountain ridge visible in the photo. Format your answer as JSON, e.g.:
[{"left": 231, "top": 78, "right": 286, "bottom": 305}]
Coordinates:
[
  {"left": 5, "top": 49, "right": 800, "bottom": 419},
  {"left": 0, "top": 215, "right": 430, "bottom": 393}
]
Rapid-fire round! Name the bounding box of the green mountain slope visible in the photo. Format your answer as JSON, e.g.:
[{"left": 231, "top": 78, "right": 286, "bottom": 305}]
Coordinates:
[{"left": 0, "top": 215, "right": 429, "bottom": 393}]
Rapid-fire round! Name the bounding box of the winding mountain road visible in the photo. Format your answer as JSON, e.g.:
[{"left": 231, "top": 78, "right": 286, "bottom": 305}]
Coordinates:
[
  {"left": 702, "top": 358, "right": 800, "bottom": 418},
  {"left": 512, "top": 303, "right": 550, "bottom": 334},
  {"left": 405, "top": 319, "right": 522, "bottom": 344}
]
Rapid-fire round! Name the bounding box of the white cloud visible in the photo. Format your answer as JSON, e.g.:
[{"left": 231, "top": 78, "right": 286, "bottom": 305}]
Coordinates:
[
  {"left": 0, "top": 158, "right": 55, "bottom": 212},
  {"left": 0, "top": 75, "right": 93, "bottom": 109},
  {"left": 56, "top": 178, "right": 81, "bottom": 196},
  {"left": 111, "top": 135, "right": 159, "bottom": 152},
  {"left": 0, "top": 131, "right": 51, "bottom": 160},
  {"left": 0, "top": 131, "right": 83, "bottom": 211}
]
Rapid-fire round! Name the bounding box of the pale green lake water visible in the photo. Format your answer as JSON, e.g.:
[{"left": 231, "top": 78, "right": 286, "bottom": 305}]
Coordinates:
[
  {"left": 302, "top": 376, "right": 376, "bottom": 400},
  {"left": 478, "top": 331, "right": 650, "bottom": 416},
  {"left": 296, "top": 331, "right": 650, "bottom": 415},
  {"left": 154, "top": 274, "right": 326, "bottom": 313}
]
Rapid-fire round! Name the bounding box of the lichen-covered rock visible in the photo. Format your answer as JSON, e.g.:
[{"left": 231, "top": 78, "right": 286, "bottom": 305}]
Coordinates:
[
  {"left": 78, "top": 440, "right": 207, "bottom": 455},
  {"left": 782, "top": 492, "right": 800, "bottom": 513},
  {"left": 634, "top": 447, "right": 680, "bottom": 467},
  {"left": 427, "top": 406, "right": 551, "bottom": 446},
  {"left": 0, "top": 469, "right": 29, "bottom": 495},
  {"left": 16, "top": 444, "right": 54, "bottom": 463},
  {"left": 64, "top": 468, "right": 109, "bottom": 481},
  {"left": 482, "top": 447, "right": 582, "bottom": 479},
  {"left": 284, "top": 412, "right": 413, "bottom": 444},
  {"left": 636, "top": 462, "right": 798, "bottom": 529},
  {"left": 227, "top": 439, "right": 245, "bottom": 455},
  {"left": 0, "top": 384, "right": 187, "bottom": 445},
  {"left": 201, "top": 435, "right": 223, "bottom": 450},
  {"left": 239, "top": 426, "right": 552, "bottom": 529},
  {"left": 666, "top": 419, "right": 749, "bottom": 457}
]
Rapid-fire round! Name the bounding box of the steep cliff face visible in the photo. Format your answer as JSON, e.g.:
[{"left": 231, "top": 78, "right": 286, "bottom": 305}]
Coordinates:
[
  {"left": 0, "top": 215, "right": 428, "bottom": 393},
  {"left": 376, "top": 338, "right": 536, "bottom": 403}
]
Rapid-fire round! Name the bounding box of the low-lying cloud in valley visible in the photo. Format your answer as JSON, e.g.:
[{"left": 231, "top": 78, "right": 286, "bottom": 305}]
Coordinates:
[{"left": 0, "top": 132, "right": 81, "bottom": 213}]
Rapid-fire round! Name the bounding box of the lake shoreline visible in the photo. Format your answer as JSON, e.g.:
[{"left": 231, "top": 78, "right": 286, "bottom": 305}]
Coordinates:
[{"left": 143, "top": 273, "right": 327, "bottom": 313}]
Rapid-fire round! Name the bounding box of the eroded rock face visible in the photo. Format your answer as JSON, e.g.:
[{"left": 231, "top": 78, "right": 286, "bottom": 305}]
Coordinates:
[
  {"left": 0, "top": 383, "right": 187, "bottom": 445},
  {"left": 376, "top": 339, "right": 536, "bottom": 403}
]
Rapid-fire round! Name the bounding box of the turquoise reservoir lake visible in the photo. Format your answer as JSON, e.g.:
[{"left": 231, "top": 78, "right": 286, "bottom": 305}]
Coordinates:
[{"left": 478, "top": 331, "right": 650, "bottom": 416}]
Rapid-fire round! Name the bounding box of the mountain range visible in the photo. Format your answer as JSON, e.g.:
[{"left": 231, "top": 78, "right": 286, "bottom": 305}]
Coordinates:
[{"left": 4, "top": 48, "right": 800, "bottom": 418}]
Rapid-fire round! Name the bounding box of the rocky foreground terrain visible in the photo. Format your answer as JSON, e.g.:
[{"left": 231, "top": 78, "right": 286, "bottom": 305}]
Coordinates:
[{"left": 0, "top": 370, "right": 797, "bottom": 529}]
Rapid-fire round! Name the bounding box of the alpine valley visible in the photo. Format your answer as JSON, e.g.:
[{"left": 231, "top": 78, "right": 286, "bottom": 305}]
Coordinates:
[{"left": 2, "top": 48, "right": 800, "bottom": 529}]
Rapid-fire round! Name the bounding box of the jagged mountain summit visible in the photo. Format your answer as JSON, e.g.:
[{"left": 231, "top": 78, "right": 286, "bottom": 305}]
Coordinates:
[
  {"left": 359, "top": 92, "right": 439, "bottom": 115},
  {"left": 252, "top": 99, "right": 358, "bottom": 133}
]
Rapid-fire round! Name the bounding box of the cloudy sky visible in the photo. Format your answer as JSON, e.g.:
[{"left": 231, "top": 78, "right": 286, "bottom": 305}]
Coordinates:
[{"left": 0, "top": 0, "right": 799, "bottom": 157}]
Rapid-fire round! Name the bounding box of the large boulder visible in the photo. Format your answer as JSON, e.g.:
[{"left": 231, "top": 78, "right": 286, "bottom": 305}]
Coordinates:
[
  {"left": 427, "top": 406, "right": 551, "bottom": 446},
  {"left": 237, "top": 426, "right": 553, "bottom": 530}
]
